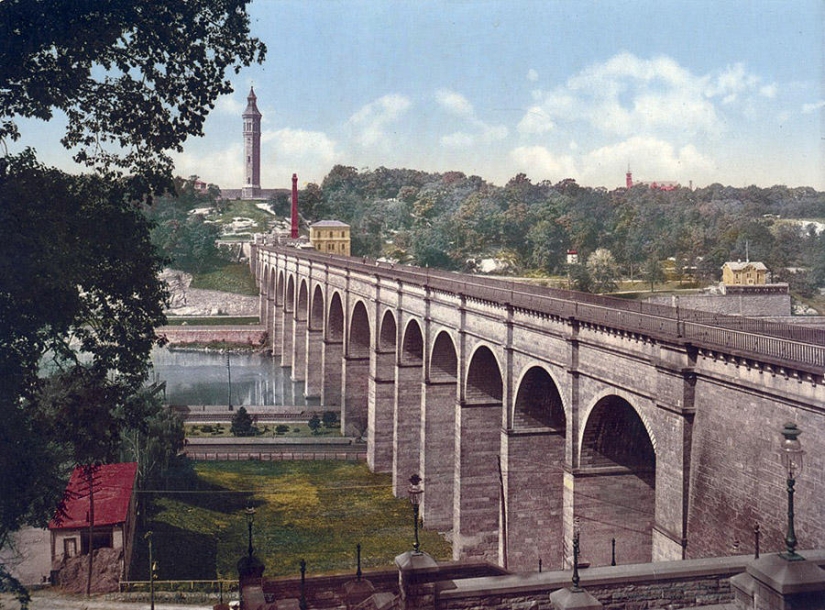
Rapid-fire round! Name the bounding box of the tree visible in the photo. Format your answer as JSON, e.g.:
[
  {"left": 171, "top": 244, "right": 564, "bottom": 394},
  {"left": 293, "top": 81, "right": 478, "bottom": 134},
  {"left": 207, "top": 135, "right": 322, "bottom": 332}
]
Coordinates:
[
  {"left": 1, "top": 0, "right": 266, "bottom": 188},
  {"left": 231, "top": 407, "right": 257, "bottom": 437},
  {"left": 642, "top": 256, "right": 666, "bottom": 292},
  {"left": 0, "top": 0, "right": 265, "bottom": 587},
  {"left": 586, "top": 248, "right": 620, "bottom": 294}
]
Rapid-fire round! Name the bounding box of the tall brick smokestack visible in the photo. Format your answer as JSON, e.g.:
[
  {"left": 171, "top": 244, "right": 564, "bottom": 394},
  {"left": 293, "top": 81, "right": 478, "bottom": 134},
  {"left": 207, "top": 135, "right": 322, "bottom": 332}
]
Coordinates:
[{"left": 291, "top": 173, "right": 299, "bottom": 239}]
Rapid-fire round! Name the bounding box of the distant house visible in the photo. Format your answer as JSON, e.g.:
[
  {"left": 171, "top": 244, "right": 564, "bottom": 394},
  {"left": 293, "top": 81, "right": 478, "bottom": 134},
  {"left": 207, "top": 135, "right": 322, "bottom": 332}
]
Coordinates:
[
  {"left": 309, "top": 220, "right": 351, "bottom": 256},
  {"left": 721, "top": 261, "right": 768, "bottom": 286},
  {"left": 48, "top": 463, "right": 138, "bottom": 580}
]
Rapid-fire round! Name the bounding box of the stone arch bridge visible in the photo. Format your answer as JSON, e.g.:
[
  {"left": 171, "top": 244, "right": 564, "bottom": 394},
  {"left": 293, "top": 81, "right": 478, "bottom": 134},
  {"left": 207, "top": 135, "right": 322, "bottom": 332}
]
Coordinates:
[{"left": 250, "top": 244, "right": 825, "bottom": 573}]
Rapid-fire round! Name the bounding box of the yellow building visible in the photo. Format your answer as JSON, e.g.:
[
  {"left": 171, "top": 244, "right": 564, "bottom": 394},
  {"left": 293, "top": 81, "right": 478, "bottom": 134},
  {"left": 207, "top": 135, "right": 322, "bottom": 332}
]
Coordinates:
[
  {"left": 721, "top": 261, "right": 768, "bottom": 285},
  {"left": 309, "top": 220, "right": 351, "bottom": 256}
]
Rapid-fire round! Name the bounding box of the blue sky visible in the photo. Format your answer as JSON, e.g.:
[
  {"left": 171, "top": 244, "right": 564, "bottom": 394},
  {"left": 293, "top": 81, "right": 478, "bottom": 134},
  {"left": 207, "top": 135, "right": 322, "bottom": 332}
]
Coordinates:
[{"left": 13, "top": 0, "right": 825, "bottom": 190}]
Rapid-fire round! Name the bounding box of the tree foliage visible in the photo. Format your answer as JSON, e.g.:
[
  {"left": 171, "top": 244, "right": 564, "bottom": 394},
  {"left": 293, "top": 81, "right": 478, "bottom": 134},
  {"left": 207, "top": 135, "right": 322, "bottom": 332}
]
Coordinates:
[
  {"left": 0, "top": 0, "right": 265, "bottom": 572},
  {"left": 305, "top": 165, "right": 825, "bottom": 294},
  {"left": 1, "top": 0, "right": 266, "bottom": 189}
]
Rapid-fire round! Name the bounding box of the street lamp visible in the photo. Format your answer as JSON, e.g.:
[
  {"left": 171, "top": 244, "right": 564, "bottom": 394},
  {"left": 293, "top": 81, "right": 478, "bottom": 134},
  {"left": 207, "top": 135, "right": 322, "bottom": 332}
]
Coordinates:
[
  {"left": 245, "top": 503, "right": 256, "bottom": 558},
  {"left": 407, "top": 474, "right": 423, "bottom": 554},
  {"left": 779, "top": 423, "right": 804, "bottom": 561}
]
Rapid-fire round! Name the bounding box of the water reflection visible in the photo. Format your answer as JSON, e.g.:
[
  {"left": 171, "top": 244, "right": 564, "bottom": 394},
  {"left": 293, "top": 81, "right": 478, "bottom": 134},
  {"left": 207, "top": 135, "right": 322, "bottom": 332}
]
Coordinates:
[{"left": 149, "top": 347, "right": 311, "bottom": 407}]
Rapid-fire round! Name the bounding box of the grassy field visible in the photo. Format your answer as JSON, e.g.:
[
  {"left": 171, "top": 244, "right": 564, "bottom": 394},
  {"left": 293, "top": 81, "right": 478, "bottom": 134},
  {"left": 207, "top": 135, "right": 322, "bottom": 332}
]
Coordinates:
[
  {"left": 132, "top": 461, "right": 452, "bottom": 582},
  {"left": 191, "top": 262, "right": 260, "bottom": 295}
]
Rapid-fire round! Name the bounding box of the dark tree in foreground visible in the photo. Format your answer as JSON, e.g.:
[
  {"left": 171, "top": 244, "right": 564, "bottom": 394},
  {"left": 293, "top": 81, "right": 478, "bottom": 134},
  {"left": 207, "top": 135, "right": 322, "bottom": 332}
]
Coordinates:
[{"left": 0, "top": 1, "right": 265, "bottom": 599}]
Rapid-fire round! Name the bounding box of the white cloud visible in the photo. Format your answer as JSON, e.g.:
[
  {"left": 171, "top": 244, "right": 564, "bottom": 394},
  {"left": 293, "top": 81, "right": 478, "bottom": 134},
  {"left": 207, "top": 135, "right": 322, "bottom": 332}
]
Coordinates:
[
  {"left": 441, "top": 132, "right": 475, "bottom": 148},
  {"left": 582, "top": 136, "right": 714, "bottom": 184},
  {"left": 517, "top": 52, "right": 779, "bottom": 142},
  {"left": 517, "top": 105, "right": 555, "bottom": 135},
  {"left": 802, "top": 100, "right": 825, "bottom": 114},
  {"left": 268, "top": 128, "right": 337, "bottom": 164},
  {"left": 347, "top": 94, "right": 412, "bottom": 147},
  {"left": 760, "top": 84, "right": 777, "bottom": 99},
  {"left": 435, "top": 88, "right": 508, "bottom": 148},
  {"left": 172, "top": 143, "right": 243, "bottom": 187},
  {"left": 510, "top": 146, "right": 578, "bottom": 180},
  {"left": 436, "top": 89, "right": 475, "bottom": 118},
  {"left": 527, "top": 68, "right": 539, "bottom": 82},
  {"left": 216, "top": 93, "right": 246, "bottom": 116}
]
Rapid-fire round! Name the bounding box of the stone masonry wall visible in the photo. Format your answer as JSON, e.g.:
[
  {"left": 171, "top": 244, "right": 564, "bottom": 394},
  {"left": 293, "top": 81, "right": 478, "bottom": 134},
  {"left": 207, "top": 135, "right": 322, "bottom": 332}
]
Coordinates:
[{"left": 158, "top": 325, "right": 266, "bottom": 346}]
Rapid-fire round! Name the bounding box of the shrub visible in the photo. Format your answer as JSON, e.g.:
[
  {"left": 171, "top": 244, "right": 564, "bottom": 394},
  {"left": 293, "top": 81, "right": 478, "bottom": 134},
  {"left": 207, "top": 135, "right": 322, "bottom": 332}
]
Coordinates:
[
  {"left": 231, "top": 406, "right": 257, "bottom": 437},
  {"left": 275, "top": 424, "right": 290, "bottom": 435},
  {"left": 201, "top": 424, "right": 214, "bottom": 434},
  {"left": 308, "top": 414, "right": 321, "bottom": 435},
  {"left": 322, "top": 411, "right": 339, "bottom": 429}
]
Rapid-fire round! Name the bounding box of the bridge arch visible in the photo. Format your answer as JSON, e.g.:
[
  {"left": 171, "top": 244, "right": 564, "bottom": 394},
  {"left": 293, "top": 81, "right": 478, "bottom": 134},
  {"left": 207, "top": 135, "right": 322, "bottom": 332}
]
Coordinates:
[
  {"left": 289, "top": 279, "right": 310, "bottom": 383},
  {"left": 512, "top": 365, "right": 566, "bottom": 430},
  {"left": 501, "top": 365, "right": 568, "bottom": 570},
  {"left": 343, "top": 300, "right": 371, "bottom": 436},
  {"left": 465, "top": 344, "right": 503, "bottom": 403},
  {"left": 422, "top": 330, "right": 458, "bottom": 528},
  {"left": 321, "top": 291, "right": 345, "bottom": 407},
  {"left": 303, "top": 284, "right": 325, "bottom": 398},
  {"left": 280, "top": 274, "right": 296, "bottom": 367},
  {"left": 394, "top": 318, "right": 424, "bottom": 494},
  {"left": 577, "top": 394, "right": 656, "bottom": 566},
  {"left": 455, "top": 344, "right": 503, "bottom": 563},
  {"left": 368, "top": 308, "right": 397, "bottom": 473}
]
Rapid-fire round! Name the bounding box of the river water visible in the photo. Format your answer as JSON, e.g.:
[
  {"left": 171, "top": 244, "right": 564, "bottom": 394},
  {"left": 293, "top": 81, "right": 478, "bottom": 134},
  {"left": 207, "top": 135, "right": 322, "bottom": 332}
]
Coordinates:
[{"left": 149, "top": 347, "right": 312, "bottom": 407}]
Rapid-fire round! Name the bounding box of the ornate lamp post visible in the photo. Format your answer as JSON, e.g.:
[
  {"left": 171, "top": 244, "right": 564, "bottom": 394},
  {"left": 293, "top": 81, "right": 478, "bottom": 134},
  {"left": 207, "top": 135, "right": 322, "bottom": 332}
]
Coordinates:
[
  {"left": 779, "top": 423, "right": 804, "bottom": 561},
  {"left": 245, "top": 503, "right": 256, "bottom": 558},
  {"left": 407, "top": 474, "right": 423, "bottom": 554}
]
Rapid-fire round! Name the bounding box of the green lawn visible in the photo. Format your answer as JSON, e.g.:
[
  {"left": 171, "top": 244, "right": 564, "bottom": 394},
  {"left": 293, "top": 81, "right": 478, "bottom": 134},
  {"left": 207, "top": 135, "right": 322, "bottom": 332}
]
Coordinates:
[{"left": 133, "top": 461, "right": 451, "bottom": 582}]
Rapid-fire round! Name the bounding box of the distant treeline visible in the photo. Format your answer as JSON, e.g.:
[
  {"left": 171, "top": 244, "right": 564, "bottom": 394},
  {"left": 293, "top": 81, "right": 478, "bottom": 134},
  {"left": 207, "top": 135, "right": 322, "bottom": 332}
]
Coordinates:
[
  {"left": 162, "top": 169, "right": 825, "bottom": 294},
  {"left": 283, "top": 165, "right": 825, "bottom": 293}
]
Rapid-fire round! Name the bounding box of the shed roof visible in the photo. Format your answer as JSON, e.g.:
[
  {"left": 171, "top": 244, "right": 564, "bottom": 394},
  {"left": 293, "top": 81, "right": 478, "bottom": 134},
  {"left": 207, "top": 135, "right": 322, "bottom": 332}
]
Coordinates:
[{"left": 49, "top": 463, "right": 137, "bottom": 530}]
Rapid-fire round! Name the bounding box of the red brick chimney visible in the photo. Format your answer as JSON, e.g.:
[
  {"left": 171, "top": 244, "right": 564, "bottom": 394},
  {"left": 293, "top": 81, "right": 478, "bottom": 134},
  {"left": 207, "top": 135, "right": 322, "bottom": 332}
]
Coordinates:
[{"left": 291, "top": 173, "right": 299, "bottom": 239}]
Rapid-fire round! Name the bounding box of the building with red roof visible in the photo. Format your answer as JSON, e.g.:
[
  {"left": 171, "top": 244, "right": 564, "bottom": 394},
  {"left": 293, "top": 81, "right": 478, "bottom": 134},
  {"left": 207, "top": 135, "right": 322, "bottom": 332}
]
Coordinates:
[{"left": 48, "top": 462, "right": 138, "bottom": 581}]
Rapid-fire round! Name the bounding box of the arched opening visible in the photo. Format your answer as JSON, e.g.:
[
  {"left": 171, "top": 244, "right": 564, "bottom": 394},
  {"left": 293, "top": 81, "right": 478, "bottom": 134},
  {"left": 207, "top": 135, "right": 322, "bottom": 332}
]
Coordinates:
[
  {"left": 578, "top": 396, "right": 656, "bottom": 566},
  {"left": 466, "top": 345, "right": 502, "bottom": 403},
  {"left": 343, "top": 301, "right": 371, "bottom": 437},
  {"left": 281, "top": 275, "right": 295, "bottom": 367},
  {"left": 513, "top": 366, "right": 565, "bottom": 430},
  {"left": 422, "top": 331, "right": 458, "bottom": 529},
  {"left": 430, "top": 331, "right": 457, "bottom": 383},
  {"left": 310, "top": 285, "right": 324, "bottom": 331},
  {"left": 321, "top": 292, "right": 345, "bottom": 407},
  {"left": 368, "top": 310, "right": 397, "bottom": 473},
  {"left": 349, "top": 302, "right": 370, "bottom": 359},
  {"left": 303, "top": 285, "right": 325, "bottom": 398},
  {"left": 394, "top": 319, "right": 424, "bottom": 495},
  {"left": 455, "top": 345, "right": 502, "bottom": 564},
  {"left": 506, "top": 366, "right": 567, "bottom": 571},
  {"left": 290, "top": 280, "right": 310, "bottom": 382}
]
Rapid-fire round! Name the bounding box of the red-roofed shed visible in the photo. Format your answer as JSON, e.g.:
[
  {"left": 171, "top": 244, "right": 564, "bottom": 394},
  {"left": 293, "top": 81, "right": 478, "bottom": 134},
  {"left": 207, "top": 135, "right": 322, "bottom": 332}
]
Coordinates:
[{"left": 49, "top": 463, "right": 138, "bottom": 580}]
